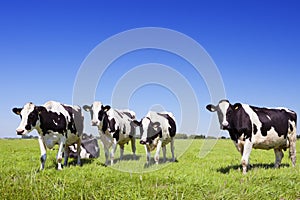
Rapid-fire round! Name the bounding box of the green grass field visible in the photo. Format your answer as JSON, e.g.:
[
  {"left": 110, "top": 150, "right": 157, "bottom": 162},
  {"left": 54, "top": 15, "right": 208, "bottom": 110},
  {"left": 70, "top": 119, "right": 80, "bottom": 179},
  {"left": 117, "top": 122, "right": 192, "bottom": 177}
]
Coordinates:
[{"left": 0, "top": 139, "right": 299, "bottom": 200}]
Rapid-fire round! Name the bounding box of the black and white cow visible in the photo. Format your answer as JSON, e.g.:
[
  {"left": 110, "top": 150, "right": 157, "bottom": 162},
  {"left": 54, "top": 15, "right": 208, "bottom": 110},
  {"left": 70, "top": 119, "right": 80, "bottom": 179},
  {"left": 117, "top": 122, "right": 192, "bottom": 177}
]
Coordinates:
[
  {"left": 134, "top": 111, "right": 176, "bottom": 165},
  {"left": 12, "top": 101, "right": 84, "bottom": 170},
  {"left": 67, "top": 133, "right": 100, "bottom": 159},
  {"left": 206, "top": 99, "right": 297, "bottom": 174},
  {"left": 83, "top": 101, "right": 136, "bottom": 165}
]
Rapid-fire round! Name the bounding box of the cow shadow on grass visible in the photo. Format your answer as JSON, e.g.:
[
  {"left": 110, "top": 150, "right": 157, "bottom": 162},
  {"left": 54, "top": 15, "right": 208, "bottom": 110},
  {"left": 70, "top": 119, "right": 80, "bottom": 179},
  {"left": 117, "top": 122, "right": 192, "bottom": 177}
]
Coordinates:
[
  {"left": 143, "top": 158, "right": 179, "bottom": 169},
  {"left": 35, "top": 158, "right": 100, "bottom": 171},
  {"left": 94, "top": 154, "right": 142, "bottom": 167},
  {"left": 113, "top": 154, "right": 142, "bottom": 163},
  {"left": 55, "top": 158, "right": 100, "bottom": 168},
  {"left": 217, "top": 163, "right": 290, "bottom": 174},
  {"left": 70, "top": 158, "right": 97, "bottom": 166}
]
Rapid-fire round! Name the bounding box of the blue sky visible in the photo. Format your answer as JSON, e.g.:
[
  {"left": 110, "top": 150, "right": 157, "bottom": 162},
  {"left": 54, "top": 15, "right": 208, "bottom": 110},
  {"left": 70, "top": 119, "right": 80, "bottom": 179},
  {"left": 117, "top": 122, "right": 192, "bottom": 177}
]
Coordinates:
[{"left": 1, "top": 0, "right": 300, "bottom": 138}]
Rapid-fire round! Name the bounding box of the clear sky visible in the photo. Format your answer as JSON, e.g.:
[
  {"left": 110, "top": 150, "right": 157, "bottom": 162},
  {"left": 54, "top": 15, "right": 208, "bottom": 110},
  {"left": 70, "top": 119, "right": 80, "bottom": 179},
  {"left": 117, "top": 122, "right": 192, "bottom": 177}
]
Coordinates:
[{"left": 1, "top": 0, "right": 300, "bottom": 138}]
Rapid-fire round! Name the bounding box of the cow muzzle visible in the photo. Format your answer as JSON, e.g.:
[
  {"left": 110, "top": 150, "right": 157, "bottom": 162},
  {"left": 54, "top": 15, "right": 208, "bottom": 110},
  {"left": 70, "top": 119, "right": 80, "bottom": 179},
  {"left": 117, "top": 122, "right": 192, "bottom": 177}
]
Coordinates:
[
  {"left": 221, "top": 122, "right": 230, "bottom": 130},
  {"left": 140, "top": 140, "right": 147, "bottom": 145},
  {"left": 16, "top": 129, "right": 25, "bottom": 135},
  {"left": 91, "top": 121, "right": 99, "bottom": 126}
]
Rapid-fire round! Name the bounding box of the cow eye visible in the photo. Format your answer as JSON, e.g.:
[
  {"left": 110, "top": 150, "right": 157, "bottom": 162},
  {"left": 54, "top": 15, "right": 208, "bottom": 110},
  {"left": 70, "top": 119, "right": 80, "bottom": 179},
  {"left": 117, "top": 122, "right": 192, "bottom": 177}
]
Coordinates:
[
  {"left": 28, "top": 114, "right": 35, "bottom": 121},
  {"left": 98, "top": 111, "right": 103, "bottom": 120},
  {"left": 227, "top": 110, "right": 232, "bottom": 115}
]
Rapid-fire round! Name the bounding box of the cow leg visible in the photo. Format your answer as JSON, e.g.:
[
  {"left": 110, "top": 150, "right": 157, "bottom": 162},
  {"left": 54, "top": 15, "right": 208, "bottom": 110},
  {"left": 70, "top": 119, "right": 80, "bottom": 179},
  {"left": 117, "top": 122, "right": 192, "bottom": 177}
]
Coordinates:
[
  {"left": 233, "top": 140, "right": 244, "bottom": 156},
  {"left": 288, "top": 132, "right": 297, "bottom": 167},
  {"left": 144, "top": 145, "right": 151, "bottom": 165},
  {"left": 110, "top": 140, "right": 117, "bottom": 165},
  {"left": 57, "top": 140, "right": 65, "bottom": 170},
  {"left": 103, "top": 145, "right": 110, "bottom": 166},
  {"left": 63, "top": 145, "right": 69, "bottom": 167},
  {"left": 274, "top": 149, "right": 284, "bottom": 168},
  {"left": 76, "top": 139, "right": 82, "bottom": 166},
  {"left": 162, "top": 145, "right": 167, "bottom": 163},
  {"left": 131, "top": 137, "right": 136, "bottom": 159},
  {"left": 170, "top": 137, "right": 175, "bottom": 162},
  {"left": 241, "top": 139, "right": 253, "bottom": 174},
  {"left": 154, "top": 140, "right": 162, "bottom": 164},
  {"left": 120, "top": 144, "right": 124, "bottom": 160},
  {"left": 38, "top": 136, "right": 47, "bottom": 170}
]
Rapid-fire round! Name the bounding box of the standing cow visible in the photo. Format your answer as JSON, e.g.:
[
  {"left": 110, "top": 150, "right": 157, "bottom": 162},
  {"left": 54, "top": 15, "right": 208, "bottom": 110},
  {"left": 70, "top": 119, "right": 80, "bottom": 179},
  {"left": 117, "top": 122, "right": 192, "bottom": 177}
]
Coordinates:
[
  {"left": 134, "top": 111, "right": 176, "bottom": 165},
  {"left": 67, "top": 133, "right": 100, "bottom": 159},
  {"left": 83, "top": 101, "right": 136, "bottom": 165},
  {"left": 12, "top": 101, "right": 84, "bottom": 170},
  {"left": 206, "top": 99, "right": 297, "bottom": 174}
]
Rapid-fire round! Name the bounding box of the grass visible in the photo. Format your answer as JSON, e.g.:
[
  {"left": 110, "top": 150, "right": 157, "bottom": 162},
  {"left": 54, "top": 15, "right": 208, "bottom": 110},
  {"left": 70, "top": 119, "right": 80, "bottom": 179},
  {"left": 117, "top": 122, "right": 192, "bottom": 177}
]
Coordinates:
[{"left": 0, "top": 138, "right": 300, "bottom": 199}]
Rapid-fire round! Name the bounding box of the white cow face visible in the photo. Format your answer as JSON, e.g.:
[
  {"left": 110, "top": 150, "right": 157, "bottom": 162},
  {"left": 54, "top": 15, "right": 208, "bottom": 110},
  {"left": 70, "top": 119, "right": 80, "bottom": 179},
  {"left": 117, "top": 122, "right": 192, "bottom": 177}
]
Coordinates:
[
  {"left": 83, "top": 101, "right": 103, "bottom": 126},
  {"left": 138, "top": 117, "right": 161, "bottom": 145},
  {"left": 12, "top": 102, "right": 40, "bottom": 135},
  {"left": 68, "top": 144, "right": 91, "bottom": 159},
  {"left": 206, "top": 100, "right": 232, "bottom": 130}
]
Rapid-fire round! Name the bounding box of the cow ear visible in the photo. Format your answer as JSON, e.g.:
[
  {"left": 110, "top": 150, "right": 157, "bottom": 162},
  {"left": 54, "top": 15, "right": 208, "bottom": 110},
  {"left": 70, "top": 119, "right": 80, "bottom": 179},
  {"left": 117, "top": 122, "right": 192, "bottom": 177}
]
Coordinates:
[
  {"left": 206, "top": 104, "right": 217, "bottom": 112},
  {"left": 132, "top": 120, "right": 141, "bottom": 127},
  {"left": 102, "top": 105, "right": 111, "bottom": 112},
  {"left": 152, "top": 122, "right": 160, "bottom": 128},
  {"left": 35, "top": 106, "right": 46, "bottom": 114},
  {"left": 12, "top": 108, "right": 22, "bottom": 115},
  {"left": 233, "top": 103, "right": 241, "bottom": 110},
  {"left": 83, "top": 105, "right": 91, "bottom": 112}
]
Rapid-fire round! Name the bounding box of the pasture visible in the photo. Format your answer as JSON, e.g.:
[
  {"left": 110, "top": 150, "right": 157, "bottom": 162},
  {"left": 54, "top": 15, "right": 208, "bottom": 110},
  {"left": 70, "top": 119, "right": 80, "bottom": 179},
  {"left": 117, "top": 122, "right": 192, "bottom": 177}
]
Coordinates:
[{"left": 0, "top": 139, "right": 299, "bottom": 199}]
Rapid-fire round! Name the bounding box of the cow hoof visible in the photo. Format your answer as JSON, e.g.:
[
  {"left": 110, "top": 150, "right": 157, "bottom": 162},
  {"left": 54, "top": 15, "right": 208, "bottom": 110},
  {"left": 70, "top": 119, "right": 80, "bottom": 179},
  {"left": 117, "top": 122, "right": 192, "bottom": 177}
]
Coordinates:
[
  {"left": 144, "top": 163, "right": 150, "bottom": 168},
  {"left": 242, "top": 167, "right": 247, "bottom": 174},
  {"left": 154, "top": 155, "right": 159, "bottom": 163},
  {"left": 57, "top": 163, "right": 63, "bottom": 170},
  {"left": 37, "top": 167, "right": 44, "bottom": 172}
]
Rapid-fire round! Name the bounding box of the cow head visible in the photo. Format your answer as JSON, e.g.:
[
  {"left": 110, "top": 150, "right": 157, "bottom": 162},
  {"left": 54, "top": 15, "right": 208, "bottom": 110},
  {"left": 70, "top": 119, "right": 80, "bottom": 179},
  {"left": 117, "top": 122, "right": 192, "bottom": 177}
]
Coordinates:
[
  {"left": 206, "top": 99, "right": 239, "bottom": 130},
  {"left": 12, "top": 102, "right": 42, "bottom": 135},
  {"left": 83, "top": 101, "right": 104, "bottom": 126},
  {"left": 134, "top": 117, "right": 161, "bottom": 145},
  {"left": 98, "top": 105, "right": 111, "bottom": 121}
]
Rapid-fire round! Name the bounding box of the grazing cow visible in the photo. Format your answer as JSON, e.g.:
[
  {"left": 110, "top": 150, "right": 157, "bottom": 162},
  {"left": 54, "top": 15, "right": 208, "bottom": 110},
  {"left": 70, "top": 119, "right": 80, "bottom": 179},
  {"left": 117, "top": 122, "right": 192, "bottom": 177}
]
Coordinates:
[
  {"left": 206, "top": 99, "right": 297, "bottom": 174},
  {"left": 83, "top": 101, "right": 136, "bottom": 165},
  {"left": 67, "top": 133, "right": 100, "bottom": 159},
  {"left": 12, "top": 101, "right": 84, "bottom": 170},
  {"left": 134, "top": 111, "right": 176, "bottom": 165}
]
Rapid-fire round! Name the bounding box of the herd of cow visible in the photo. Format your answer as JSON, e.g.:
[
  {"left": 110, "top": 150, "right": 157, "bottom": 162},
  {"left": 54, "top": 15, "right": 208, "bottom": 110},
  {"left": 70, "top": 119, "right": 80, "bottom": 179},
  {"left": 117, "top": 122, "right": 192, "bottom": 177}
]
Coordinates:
[{"left": 12, "top": 99, "right": 297, "bottom": 174}]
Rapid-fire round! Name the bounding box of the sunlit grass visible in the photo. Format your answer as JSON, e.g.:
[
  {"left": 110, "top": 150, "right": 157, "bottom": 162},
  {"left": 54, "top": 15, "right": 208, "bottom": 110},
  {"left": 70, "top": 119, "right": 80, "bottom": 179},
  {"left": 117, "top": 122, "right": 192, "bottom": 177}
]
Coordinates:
[{"left": 0, "top": 139, "right": 299, "bottom": 199}]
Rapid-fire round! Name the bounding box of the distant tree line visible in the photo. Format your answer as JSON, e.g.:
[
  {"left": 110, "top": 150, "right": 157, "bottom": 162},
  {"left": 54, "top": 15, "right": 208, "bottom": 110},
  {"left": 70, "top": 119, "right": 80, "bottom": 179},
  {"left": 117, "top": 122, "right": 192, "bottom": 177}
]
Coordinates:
[
  {"left": 21, "top": 135, "right": 38, "bottom": 139},
  {"left": 10, "top": 133, "right": 300, "bottom": 140},
  {"left": 20, "top": 133, "right": 228, "bottom": 140},
  {"left": 176, "top": 134, "right": 300, "bottom": 140},
  {"left": 174, "top": 133, "right": 228, "bottom": 140}
]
